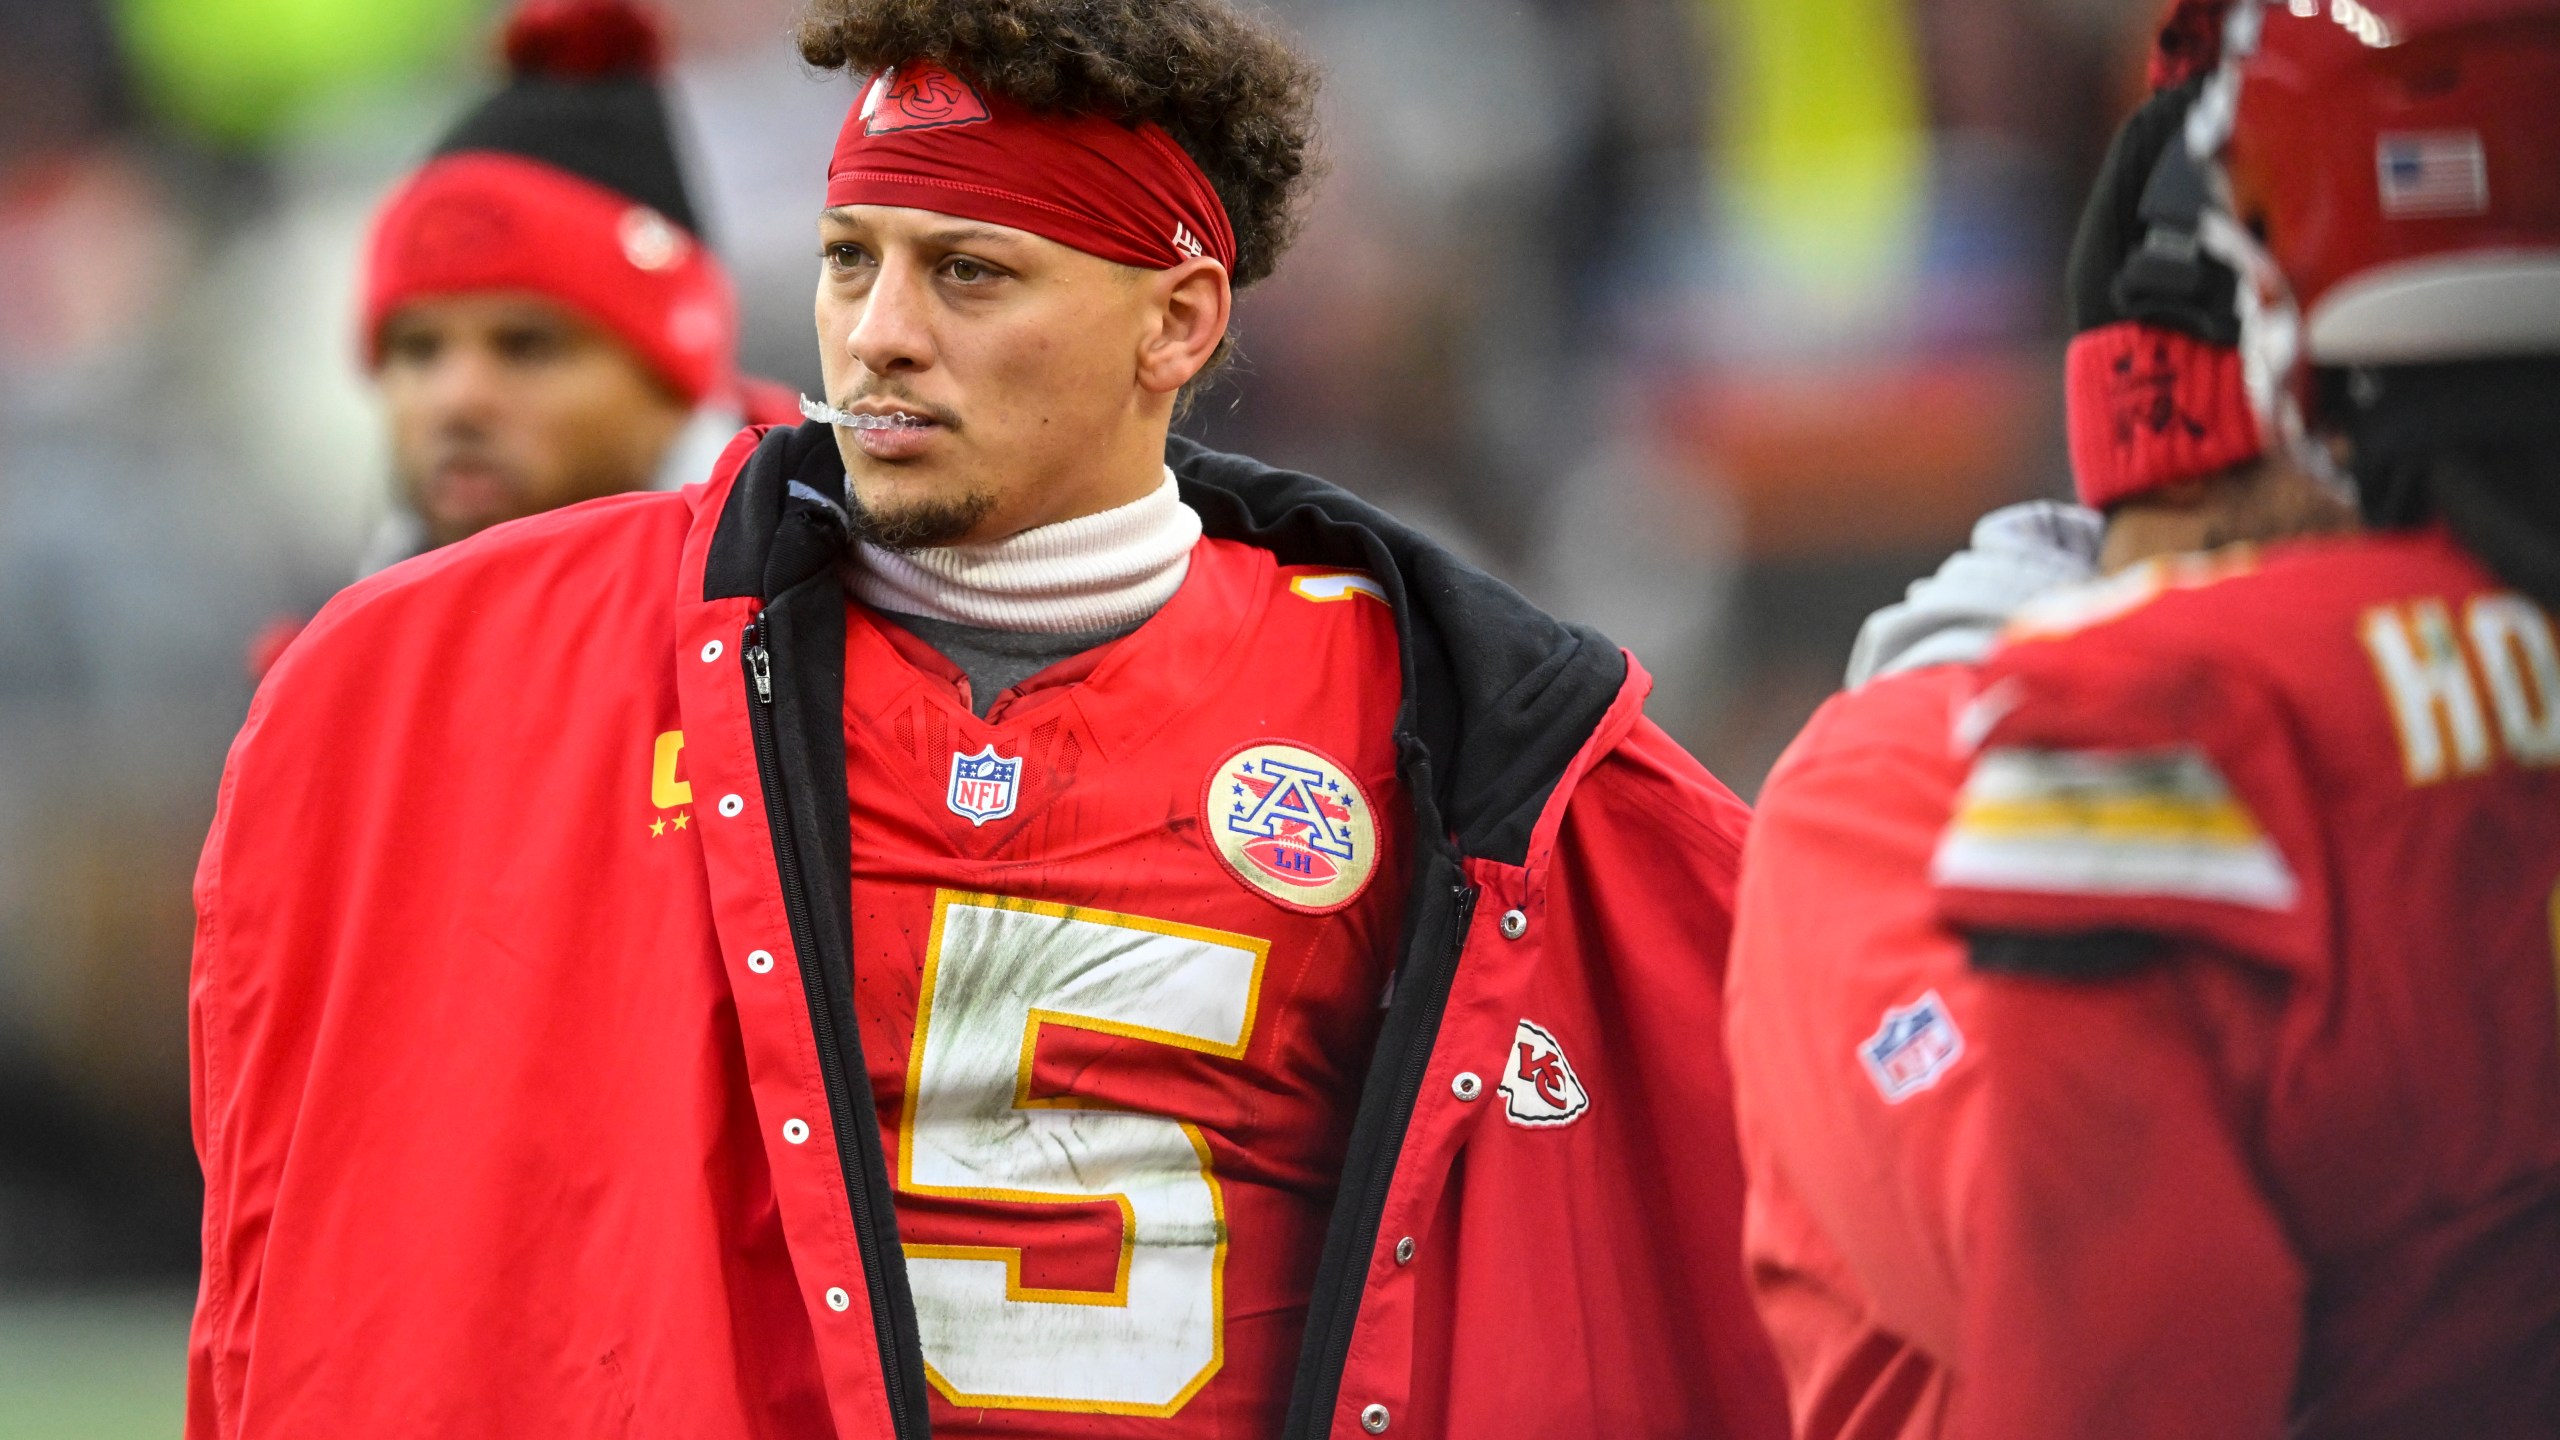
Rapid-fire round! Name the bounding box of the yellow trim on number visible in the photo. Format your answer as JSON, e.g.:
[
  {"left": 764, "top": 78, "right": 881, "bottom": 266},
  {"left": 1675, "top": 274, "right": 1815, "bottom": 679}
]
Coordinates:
[{"left": 897, "top": 889, "right": 1269, "bottom": 1416}]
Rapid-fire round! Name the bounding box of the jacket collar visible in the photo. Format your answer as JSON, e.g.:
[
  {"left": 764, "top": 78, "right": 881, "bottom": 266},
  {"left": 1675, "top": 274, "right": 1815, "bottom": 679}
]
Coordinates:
[{"left": 697, "top": 422, "right": 1633, "bottom": 868}]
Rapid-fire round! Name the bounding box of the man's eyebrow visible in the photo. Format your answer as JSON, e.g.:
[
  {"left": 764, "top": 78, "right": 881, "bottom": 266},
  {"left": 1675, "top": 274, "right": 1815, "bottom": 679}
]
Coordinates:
[
  {"left": 819, "top": 209, "right": 1021, "bottom": 249},
  {"left": 924, "top": 226, "right": 1022, "bottom": 248}
]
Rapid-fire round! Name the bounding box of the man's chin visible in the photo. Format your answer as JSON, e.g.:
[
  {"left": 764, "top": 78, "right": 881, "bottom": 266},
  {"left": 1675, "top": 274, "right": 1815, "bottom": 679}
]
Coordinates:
[
  {"left": 844, "top": 467, "right": 997, "bottom": 550},
  {"left": 412, "top": 471, "right": 529, "bottom": 547}
]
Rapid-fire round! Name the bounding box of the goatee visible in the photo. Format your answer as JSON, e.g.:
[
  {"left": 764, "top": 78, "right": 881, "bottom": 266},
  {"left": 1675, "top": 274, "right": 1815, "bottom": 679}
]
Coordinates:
[{"left": 846, "top": 485, "right": 997, "bottom": 551}]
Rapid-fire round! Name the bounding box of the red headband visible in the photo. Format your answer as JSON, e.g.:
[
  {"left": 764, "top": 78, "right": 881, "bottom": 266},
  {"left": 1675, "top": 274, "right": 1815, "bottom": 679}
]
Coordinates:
[
  {"left": 826, "top": 62, "right": 1236, "bottom": 273},
  {"left": 363, "top": 152, "right": 737, "bottom": 405}
]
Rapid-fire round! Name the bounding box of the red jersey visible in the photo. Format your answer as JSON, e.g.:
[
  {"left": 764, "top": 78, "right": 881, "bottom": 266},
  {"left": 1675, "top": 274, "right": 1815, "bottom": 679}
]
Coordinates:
[
  {"left": 844, "top": 539, "right": 1408, "bottom": 1433},
  {"left": 1726, "top": 667, "right": 1977, "bottom": 1440},
  {"left": 1929, "top": 528, "right": 2560, "bottom": 1438}
]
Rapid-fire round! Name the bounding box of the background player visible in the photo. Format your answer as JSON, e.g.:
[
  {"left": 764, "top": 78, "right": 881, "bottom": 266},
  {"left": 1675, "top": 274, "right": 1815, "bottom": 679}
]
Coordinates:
[
  {"left": 184, "top": 1, "right": 1789, "bottom": 1435},
  {"left": 1724, "top": 4, "right": 2354, "bottom": 1433},
  {"left": 1925, "top": 0, "right": 2560, "bottom": 1432},
  {"left": 356, "top": 0, "right": 793, "bottom": 572}
]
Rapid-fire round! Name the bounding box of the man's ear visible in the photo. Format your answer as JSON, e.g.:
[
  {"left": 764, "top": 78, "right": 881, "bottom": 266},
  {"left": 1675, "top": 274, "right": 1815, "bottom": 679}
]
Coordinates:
[{"left": 1136, "top": 258, "right": 1232, "bottom": 396}]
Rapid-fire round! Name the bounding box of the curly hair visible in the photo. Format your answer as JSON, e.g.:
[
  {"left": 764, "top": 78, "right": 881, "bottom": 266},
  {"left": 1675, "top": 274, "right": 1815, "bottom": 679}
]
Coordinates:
[{"left": 797, "top": 0, "right": 1321, "bottom": 292}]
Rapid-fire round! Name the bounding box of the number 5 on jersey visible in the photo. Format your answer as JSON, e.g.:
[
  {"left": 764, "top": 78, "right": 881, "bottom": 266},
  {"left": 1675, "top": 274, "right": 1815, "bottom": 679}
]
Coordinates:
[{"left": 900, "top": 891, "right": 1270, "bottom": 1415}]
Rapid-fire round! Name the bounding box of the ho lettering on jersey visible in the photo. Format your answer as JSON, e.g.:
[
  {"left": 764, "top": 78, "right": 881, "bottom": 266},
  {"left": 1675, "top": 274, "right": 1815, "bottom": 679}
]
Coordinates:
[
  {"left": 1205, "top": 742, "right": 1378, "bottom": 913},
  {"left": 2361, "top": 592, "right": 2560, "bottom": 786},
  {"left": 1499, "top": 1019, "right": 1590, "bottom": 1128},
  {"left": 1860, "top": 990, "right": 1964, "bottom": 1103}
]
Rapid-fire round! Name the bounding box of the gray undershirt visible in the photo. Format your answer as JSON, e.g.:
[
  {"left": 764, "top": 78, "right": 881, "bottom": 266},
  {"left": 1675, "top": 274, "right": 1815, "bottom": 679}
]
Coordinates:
[{"left": 873, "top": 609, "right": 1145, "bottom": 718}]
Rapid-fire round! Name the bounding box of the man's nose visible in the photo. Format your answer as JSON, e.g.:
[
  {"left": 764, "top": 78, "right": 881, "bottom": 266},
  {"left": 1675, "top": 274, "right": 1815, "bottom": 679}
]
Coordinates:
[
  {"left": 416, "top": 344, "right": 508, "bottom": 426},
  {"left": 844, "top": 256, "right": 936, "bottom": 377}
]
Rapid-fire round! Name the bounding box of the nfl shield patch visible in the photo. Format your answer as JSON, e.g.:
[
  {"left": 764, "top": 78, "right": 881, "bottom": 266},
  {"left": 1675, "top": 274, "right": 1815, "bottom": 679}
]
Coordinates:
[
  {"left": 1860, "top": 990, "right": 1965, "bottom": 1103},
  {"left": 946, "top": 744, "right": 1022, "bottom": 826}
]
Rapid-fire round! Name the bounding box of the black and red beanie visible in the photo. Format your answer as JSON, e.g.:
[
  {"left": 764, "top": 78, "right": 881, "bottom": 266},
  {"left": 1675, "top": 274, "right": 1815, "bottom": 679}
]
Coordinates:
[
  {"left": 2061, "top": 0, "right": 2261, "bottom": 510},
  {"left": 360, "top": 0, "right": 737, "bottom": 406}
]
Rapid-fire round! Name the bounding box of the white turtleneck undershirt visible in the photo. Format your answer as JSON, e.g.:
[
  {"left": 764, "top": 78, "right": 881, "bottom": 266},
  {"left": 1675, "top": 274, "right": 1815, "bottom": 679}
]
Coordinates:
[{"left": 848, "top": 467, "right": 1201, "bottom": 635}]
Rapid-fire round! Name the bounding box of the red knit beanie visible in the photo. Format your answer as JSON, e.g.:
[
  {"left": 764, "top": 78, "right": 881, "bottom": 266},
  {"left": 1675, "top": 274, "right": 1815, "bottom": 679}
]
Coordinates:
[{"left": 359, "top": 0, "right": 738, "bottom": 407}]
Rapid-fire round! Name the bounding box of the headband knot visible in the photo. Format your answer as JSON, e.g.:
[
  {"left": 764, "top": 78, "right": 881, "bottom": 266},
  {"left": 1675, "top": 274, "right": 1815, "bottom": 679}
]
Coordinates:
[{"left": 826, "top": 62, "right": 1237, "bottom": 273}]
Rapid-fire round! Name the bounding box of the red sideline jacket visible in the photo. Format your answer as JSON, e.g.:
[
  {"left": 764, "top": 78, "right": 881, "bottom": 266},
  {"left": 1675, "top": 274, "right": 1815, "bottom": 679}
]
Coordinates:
[
  {"left": 188, "top": 425, "right": 1788, "bottom": 1440},
  {"left": 1725, "top": 668, "right": 1975, "bottom": 1439}
]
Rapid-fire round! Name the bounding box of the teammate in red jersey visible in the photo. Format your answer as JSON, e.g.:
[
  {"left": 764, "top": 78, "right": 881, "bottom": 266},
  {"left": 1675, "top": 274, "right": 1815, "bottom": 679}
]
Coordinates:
[
  {"left": 1922, "top": 1, "right": 2560, "bottom": 1434},
  {"left": 185, "top": 1, "right": 1789, "bottom": 1436},
  {"left": 1725, "top": 6, "right": 2355, "bottom": 1434}
]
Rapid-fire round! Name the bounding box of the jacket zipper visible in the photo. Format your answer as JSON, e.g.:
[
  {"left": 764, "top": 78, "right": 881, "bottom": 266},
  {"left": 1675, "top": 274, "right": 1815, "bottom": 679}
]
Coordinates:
[
  {"left": 1290, "top": 879, "right": 1477, "bottom": 1438},
  {"left": 743, "top": 612, "right": 924, "bottom": 1439}
]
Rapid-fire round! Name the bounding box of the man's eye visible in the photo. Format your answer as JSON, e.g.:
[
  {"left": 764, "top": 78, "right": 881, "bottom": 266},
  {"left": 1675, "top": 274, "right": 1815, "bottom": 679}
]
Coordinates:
[
  {"left": 825, "top": 243, "right": 872, "bottom": 269},
  {"left": 383, "top": 333, "right": 438, "bottom": 366},
  {"left": 496, "top": 329, "right": 566, "bottom": 363},
  {"left": 946, "top": 258, "right": 991, "bottom": 283}
]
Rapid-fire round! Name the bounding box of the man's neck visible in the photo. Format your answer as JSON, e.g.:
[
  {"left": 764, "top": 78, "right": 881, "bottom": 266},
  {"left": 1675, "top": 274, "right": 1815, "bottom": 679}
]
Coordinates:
[{"left": 848, "top": 468, "right": 1202, "bottom": 634}]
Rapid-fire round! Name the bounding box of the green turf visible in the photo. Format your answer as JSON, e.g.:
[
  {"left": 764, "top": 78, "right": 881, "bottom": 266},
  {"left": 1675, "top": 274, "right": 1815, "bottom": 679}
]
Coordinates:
[{"left": 0, "top": 1290, "right": 191, "bottom": 1439}]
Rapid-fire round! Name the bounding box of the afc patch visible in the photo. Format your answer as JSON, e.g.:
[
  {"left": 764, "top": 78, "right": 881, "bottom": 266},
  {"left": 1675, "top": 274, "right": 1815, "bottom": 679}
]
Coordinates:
[
  {"left": 1204, "top": 742, "right": 1378, "bottom": 913},
  {"left": 1499, "top": 1018, "right": 1589, "bottom": 1128},
  {"left": 947, "top": 744, "right": 1022, "bottom": 827},
  {"left": 1860, "top": 990, "right": 1965, "bottom": 1103}
]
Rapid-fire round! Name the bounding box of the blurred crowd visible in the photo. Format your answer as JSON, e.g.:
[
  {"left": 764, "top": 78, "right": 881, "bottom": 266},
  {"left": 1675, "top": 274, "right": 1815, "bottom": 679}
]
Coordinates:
[{"left": 0, "top": 0, "right": 2163, "bottom": 1280}]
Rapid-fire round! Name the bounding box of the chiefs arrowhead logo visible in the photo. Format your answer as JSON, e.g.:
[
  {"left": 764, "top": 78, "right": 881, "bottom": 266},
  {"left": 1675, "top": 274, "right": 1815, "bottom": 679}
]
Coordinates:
[
  {"left": 861, "top": 62, "right": 992, "bottom": 136},
  {"left": 1498, "top": 1019, "right": 1589, "bottom": 1129}
]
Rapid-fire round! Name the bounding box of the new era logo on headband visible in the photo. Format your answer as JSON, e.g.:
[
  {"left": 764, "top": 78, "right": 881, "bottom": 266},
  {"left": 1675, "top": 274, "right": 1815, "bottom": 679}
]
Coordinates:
[
  {"left": 1172, "top": 222, "right": 1205, "bottom": 259},
  {"left": 861, "top": 63, "right": 991, "bottom": 136}
]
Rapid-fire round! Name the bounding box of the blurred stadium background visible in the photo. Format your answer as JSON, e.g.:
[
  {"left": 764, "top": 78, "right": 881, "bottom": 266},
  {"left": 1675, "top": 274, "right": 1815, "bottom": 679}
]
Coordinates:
[{"left": 0, "top": 0, "right": 2160, "bottom": 1429}]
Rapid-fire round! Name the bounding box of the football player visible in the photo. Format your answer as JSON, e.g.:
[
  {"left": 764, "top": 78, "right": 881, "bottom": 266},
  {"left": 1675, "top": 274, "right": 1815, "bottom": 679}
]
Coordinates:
[
  {"left": 1922, "top": 0, "right": 2560, "bottom": 1433},
  {"left": 1724, "top": 5, "right": 2356, "bottom": 1434},
  {"left": 357, "top": 0, "right": 795, "bottom": 571},
  {"left": 184, "top": 2, "right": 1789, "bottom": 1437}
]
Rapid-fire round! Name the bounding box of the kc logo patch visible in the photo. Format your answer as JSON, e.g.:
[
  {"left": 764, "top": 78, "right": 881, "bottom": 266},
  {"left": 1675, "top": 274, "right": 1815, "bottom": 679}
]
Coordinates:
[
  {"left": 1499, "top": 1019, "right": 1589, "bottom": 1128},
  {"left": 947, "top": 744, "right": 1022, "bottom": 827},
  {"left": 1205, "top": 742, "right": 1378, "bottom": 913},
  {"left": 861, "top": 62, "right": 993, "bottom": 136},
  {"left": 1860, "top": 990, "right": 1965, "bottom": 1103}
]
